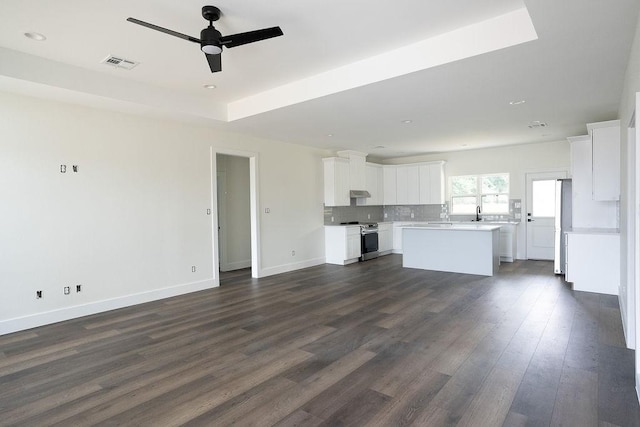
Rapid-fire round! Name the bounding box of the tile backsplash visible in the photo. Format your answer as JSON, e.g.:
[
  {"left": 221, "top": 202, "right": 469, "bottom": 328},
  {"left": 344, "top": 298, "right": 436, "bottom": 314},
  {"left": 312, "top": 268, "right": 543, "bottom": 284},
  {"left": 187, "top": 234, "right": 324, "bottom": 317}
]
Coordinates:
[
  {"left": 383, "top": 204, "right": 445, "bottom": 222},
  {"left": 324, "top": 199, "right": 522, "bottom": 225},
  {"left": 323, "top": 200, "right": 384, "bottom": 224}
]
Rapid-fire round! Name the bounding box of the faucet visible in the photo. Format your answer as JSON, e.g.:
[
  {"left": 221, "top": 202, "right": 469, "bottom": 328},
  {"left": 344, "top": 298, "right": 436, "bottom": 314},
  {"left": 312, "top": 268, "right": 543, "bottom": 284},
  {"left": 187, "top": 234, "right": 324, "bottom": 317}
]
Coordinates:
[{"left": 475, "top": 205, "right": 481, "bottom": 222}]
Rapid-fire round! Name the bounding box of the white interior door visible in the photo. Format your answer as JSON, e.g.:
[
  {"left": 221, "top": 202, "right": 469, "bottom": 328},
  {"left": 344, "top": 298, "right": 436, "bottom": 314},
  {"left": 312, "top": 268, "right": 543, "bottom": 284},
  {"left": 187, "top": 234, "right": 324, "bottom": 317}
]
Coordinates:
[{"left": 526, "top": 171, "right": 567, "bottom": 260}]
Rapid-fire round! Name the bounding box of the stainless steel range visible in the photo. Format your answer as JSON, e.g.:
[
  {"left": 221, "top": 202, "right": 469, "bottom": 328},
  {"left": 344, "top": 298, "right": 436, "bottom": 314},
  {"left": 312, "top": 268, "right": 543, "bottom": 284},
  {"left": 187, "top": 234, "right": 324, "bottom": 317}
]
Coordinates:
[{"left": 359, "top": 222, "right": 379, "bottom": 261}]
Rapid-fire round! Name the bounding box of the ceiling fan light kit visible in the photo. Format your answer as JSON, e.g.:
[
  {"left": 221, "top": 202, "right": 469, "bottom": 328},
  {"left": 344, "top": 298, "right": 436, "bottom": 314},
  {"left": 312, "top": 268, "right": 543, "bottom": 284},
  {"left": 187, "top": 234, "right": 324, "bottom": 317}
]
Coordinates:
[{"left": 127, "top": 5, "right": 283, "bottom": 73}]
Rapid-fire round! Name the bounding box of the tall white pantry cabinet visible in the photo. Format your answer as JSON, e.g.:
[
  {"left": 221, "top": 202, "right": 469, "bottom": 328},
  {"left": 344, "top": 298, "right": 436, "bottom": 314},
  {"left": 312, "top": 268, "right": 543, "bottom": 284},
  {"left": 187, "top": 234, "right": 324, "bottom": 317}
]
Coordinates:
[{"left": 565, "top": 120, "right": 620, "bottom": 296}]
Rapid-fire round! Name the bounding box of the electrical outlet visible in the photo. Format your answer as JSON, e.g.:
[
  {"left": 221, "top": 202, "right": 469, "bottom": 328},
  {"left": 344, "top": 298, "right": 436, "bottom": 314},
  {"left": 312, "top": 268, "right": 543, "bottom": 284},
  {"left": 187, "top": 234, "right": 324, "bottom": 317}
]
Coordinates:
[
  {"left": 76, "top": 284, "right": 82, "bottom": 293},
  {"left": 36, "top": 290, "right": 42, "bottom": 299},
  {"left": 206, "top": 208, "right": 211, "bottom": 215},
  {"left": 410, "top": 212, "right": 415, "bottom": 218},
  {"left": 192, "top": 266, "right": 196, "bottom": 272},
  {"left": 264, "top": 208, "right": 270, "bottom": 213},
  {"left": 60, "top": 165, "right": 66, "bottom": 173},
  {"left": 64, "top": 286, "right": 70, "bottom": 295},
  {"left": 384, "top": 213, "right": 388, "bottom": 218},
  {"left": 291, "top": 250, "right": 295, "bottom": 256},
  {"left": 367, "top": 214, "right": 371, "bottom": 219}
]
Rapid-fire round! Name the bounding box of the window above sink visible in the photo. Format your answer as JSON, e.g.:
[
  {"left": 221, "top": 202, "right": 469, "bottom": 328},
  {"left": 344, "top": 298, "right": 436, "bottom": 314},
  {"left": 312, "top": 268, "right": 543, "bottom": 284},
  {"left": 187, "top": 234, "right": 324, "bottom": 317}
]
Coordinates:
[{"left": 450, "top": 173, "right": 510, "bottom": 215}]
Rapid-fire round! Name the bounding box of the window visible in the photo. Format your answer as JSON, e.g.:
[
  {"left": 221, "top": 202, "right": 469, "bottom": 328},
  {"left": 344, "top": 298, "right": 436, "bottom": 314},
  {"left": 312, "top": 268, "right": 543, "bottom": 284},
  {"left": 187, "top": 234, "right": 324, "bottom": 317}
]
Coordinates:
[
  {"left": 531, "top": 179, "right": 556, "bottom": 217},
  {"left": 450, "top": 173, "right": 509, "bottom": 214}
]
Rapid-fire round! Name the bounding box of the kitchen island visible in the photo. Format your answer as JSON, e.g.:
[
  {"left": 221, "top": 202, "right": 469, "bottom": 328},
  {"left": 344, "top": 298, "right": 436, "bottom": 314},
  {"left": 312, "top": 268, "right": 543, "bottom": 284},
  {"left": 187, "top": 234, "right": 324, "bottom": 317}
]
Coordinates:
[{"left": 402, "top": 224, "right": 501, "bottom": 276}]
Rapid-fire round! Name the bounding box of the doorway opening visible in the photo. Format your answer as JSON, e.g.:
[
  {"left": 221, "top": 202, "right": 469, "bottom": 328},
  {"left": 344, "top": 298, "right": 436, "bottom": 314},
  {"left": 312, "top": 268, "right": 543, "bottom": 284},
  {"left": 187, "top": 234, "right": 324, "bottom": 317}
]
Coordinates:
[
  {"left": 211, "top": 149, "right": 260, "bottom": 284},
  {"left": 216, "top": 154, "right": 251, "bottom": 275},
  {"left": 525, "top": 171, "right": 568, "bottom": 260}
]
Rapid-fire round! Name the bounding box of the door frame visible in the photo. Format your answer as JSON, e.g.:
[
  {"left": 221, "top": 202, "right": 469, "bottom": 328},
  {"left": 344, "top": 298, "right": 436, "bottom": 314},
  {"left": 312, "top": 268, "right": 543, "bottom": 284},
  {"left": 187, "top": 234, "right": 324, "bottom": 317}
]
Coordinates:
[
  {"left": 523, "top": 169, "right": 568, "bottom": 260},
  {"left": 634, "top": 93, "right": 640, "bottom": 397},
  {"left": 210, "top": 147, "right": 261, "bottom": 284},
  {"left": 627, "top": 108, "right": 637, "bottom": 350}
]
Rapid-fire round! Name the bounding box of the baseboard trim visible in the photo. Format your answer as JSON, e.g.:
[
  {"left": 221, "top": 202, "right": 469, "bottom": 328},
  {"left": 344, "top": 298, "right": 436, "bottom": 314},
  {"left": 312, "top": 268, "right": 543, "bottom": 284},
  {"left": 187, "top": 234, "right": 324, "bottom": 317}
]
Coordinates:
[
  {"left": 618, "top": 290, "right": 634, "bottom": 349},
  {"left": 258, "top": 257, "right": 325, "bottom": 278},
  {"left": 0, "top": 278, "right": 217, "bottom": 336}
]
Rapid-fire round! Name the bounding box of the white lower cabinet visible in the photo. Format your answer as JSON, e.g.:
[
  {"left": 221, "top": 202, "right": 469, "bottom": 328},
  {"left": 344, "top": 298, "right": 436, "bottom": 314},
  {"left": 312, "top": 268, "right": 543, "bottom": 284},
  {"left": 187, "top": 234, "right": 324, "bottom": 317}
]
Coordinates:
[
  {"left": 325, "top": 226, "right": 361, "bottom": 265},
  {"left": 378, "top": 223, "right": 392, "bottom": 254},
  {"left": 565, "top": 230, "right": 620, "bottom": 295},
  {"left": 392, "top": 223, "right": 405, "bottom": 254},
  {"left": 346, "top": 229, "right": 361, "bottom": 260},
  {"left": 498, "top": 224, "right": 517, "bottom": 262}
]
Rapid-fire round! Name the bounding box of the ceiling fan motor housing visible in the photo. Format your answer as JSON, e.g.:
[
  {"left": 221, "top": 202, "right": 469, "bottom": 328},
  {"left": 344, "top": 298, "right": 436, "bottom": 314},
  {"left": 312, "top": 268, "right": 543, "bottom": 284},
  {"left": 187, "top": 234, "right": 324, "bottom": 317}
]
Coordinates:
[{"left": 201, "top": 26, "right": 222, "bottom": 53}]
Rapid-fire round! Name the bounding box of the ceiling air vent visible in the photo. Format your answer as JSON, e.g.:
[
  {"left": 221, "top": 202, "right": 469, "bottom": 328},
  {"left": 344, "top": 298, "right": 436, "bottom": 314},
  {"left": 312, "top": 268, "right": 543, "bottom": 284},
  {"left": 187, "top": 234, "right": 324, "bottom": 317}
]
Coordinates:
[
  {"left": 528, "top": 121, "right": 548, "bottom": 128},
  {"left": 101, "top": 55, "right": 139, "bottom": 70}
]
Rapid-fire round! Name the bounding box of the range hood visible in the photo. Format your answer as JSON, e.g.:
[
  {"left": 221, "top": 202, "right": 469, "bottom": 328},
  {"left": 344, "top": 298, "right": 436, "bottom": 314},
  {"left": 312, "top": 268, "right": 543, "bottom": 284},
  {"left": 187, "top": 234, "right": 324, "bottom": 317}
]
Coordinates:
[{"left": 350, "top": 190, "right": 371, "bottom": 198}]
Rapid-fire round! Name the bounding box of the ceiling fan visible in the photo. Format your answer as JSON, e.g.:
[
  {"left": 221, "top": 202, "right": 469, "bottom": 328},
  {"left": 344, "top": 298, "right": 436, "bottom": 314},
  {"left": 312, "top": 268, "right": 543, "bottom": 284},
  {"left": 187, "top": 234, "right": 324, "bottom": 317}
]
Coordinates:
[{"left": 127, "top": 6, "right": 283, "bottom": 73}]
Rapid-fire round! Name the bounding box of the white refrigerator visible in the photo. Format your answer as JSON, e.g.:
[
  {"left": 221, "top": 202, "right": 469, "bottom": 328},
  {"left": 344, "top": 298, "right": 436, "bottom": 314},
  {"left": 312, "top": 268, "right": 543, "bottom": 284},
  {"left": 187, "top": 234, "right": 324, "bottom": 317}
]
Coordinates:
[{"left": 554, "top": 179, "right": 572, "bottom": 274}]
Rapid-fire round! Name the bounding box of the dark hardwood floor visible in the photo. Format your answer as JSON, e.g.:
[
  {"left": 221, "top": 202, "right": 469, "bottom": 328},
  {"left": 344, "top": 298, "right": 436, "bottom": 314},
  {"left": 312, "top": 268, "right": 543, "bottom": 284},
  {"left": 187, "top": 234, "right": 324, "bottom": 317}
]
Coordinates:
[{"left": 1, "top": 256, "right": 639, "bottom": 426}]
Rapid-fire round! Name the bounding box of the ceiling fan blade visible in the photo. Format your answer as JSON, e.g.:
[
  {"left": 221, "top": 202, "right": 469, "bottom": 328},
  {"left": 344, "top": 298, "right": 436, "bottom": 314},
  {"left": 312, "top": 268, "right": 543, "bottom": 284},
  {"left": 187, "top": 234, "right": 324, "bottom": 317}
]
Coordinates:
[
  {"left": 220, "top": 27, "right": 283, "bottom": 48},
  {"left": 127, "top": 17, "right": 200, "bottom": 44},
  {"left": 205, "top": 53, "right": 222, "bottom": 73}
]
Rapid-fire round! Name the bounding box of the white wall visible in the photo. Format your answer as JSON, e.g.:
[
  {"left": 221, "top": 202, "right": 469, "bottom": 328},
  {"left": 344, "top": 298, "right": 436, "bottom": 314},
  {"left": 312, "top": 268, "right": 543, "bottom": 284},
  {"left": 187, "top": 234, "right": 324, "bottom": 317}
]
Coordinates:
[
  {"left": 617, "top": 8, "right": 640, "bottom": 387},
  {"left": 0, "top": 91, "right": 329, "bottom": 334},
  {"left": 382, "top": 141, "right": 571, "bottom": 258},
  {"left": 216, "top": 154, "right": 252, "bottom": 271}
]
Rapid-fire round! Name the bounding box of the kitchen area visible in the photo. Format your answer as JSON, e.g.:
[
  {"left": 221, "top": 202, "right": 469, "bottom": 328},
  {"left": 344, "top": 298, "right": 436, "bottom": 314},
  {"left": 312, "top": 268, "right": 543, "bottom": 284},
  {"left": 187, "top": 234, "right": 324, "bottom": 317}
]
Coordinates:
[
  {"left": 323, "top": 118, "right": 622, "bottom": 283},
  {"left": 323, "top": 150, "right": 520, "bottom": 276}
]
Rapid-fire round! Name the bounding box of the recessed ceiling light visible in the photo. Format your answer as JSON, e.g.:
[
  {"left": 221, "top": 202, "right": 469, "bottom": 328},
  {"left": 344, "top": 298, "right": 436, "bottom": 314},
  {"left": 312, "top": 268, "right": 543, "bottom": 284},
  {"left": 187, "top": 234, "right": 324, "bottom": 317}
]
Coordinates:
[
  {"left": 203, "top": 84, "right": 217, "bottom": 90},
  {"left": 327, "top": 134, "right": 334, "bottom": 137},
  {"left": 509, "top": 100, "right": 526, "bottom": 105},
  {"left": 24, "top": 32, "right": 46, "bottom": 41},
  {"left": 401, "top": 120, "right": 413, "bottom": 124},
  {"left": 461, "top": 144, "right": 468, "bottom": 147}
]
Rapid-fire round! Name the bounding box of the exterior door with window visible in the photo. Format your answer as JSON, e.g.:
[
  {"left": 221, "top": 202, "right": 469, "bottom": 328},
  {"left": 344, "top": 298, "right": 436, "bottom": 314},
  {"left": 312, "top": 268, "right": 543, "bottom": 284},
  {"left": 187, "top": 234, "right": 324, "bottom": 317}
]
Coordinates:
[{"left": 526, "top": 172, "right": 567, "bottom": 260}]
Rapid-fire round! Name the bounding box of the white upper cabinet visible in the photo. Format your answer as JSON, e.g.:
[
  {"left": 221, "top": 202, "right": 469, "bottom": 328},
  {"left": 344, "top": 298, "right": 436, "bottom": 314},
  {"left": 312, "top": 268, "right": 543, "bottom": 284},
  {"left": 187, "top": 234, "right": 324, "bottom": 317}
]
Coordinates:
[
  {"left": 323, "top": 157, "right": 350, "bottom": 206},
  {"left": 324, "top": 156, "right": 445, "bottom": 207},
  {"left": 429, "top": 162, "right": 445, "bottom": 204},
  {"left": 568, "top": 135, "right": 618, "bottom": 228},
  {"left": 418, "top": 162, "right": 445, "bottom": 204},
  {"left": 383, "top": 166, "right": 397, "bottom": 205},
  {"left": 588, "top": 121, "right": 620, "bottom": 201},
  {"left": 396, "top": 165, "right": 420, "bottom": 205},
  {"left": 337, "top": 150, "right": 366, "bottom": 190},
  {"left": 418, "top": 165, "right": 431, "bottom": 204},
  {"left": 357, "top": 163, "right": 384, "bottom": 206}
]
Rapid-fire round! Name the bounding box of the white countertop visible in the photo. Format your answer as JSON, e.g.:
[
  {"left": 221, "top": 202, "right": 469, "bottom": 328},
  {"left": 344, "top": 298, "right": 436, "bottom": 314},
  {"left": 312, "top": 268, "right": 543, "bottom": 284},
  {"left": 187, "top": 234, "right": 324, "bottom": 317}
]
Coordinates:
[
  {"left": 401, "top": 223, "right": 501, "bottom": 231},
  {"left": 566, "top": 228, "right": 620, "bottom": 235},
  {"left": 428, "top": 220, "right": 520, "bottom": 225}
]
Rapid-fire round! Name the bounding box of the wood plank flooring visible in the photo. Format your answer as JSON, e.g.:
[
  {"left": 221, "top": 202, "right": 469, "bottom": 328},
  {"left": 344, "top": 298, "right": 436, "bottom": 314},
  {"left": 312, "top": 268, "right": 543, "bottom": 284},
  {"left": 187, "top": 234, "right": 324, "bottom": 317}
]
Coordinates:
[{"left": 1, "top": 256, "right": 639, "bottom": 426}]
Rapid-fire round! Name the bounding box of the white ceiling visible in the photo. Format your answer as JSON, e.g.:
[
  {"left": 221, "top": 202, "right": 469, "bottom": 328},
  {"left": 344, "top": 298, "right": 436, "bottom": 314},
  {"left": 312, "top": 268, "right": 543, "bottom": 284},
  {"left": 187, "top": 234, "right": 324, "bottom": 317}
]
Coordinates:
[{"left": 0, "top": 0, "right": 638, "bottom": 158}]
